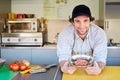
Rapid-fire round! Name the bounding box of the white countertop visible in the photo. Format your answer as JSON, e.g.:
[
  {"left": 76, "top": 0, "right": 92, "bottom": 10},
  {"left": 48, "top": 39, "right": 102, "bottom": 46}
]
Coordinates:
[{"left": 0, "top": 44, "right": 57, "bottom": 49}]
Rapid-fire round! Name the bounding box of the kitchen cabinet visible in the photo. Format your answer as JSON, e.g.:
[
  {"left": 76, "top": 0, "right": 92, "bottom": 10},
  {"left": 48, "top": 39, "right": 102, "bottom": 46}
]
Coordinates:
[
  {"left": 106, "top": 47, "right": 120, "bottom": 66},
  {"left": 105, "top": 0, "right": 120, "bottom": 19},
  {"left": 1, "top": 47, "right": 120, "bottom": 66},
  {"left": 105, "top": 19, "right": 120, "bottom": 43},
  {"left": 103, "top": 0, "right": 120, "bottom": 42},
  {"left": 1, "top": 47, "right": 59, "bottom": 64},
  {"left": 104, "top": 0, "right": 120, "bottom": 29},
  {"left": 1, "top": 48, "right": 32, "bottom": 64},
  {"left": 31, "top": 48, "right": 59, "bottom": 64},
  {"left": 106, "top": 0, "right": 120, "bottom": 2}
]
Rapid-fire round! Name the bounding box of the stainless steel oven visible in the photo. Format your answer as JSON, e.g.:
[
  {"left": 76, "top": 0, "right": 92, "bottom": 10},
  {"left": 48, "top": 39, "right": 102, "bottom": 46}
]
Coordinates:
[
  {"left": 6, "top": 18, "right": 39, "bottom": 33},
  {"left": 1, "top": 32, "right": 43, "bottom": 46}
]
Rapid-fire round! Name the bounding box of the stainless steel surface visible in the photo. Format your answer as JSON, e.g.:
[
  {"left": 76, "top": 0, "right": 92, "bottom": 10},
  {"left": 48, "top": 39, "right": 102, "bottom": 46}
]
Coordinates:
[
  {"left": 7, "top": 18, "right": 36, "bottom": 22},
  {"left": 69, "top": 54, "right": 94, "bottom": 67},
  {"left": 12, "top": 65, "right": 62, "bottom": 80},
  {"left": 107, "top": 46, "right": 120, "bottom": 48},
  {"left": 6, "top": 18, "right": 39, "bottom": 33},
  {"left": 1, "top": 32, "right": 43, "bottom": 46},
  {"left": 30, "top": 64, "right": 57, "bottom": 74},
  {"left": 2, "top": 32, "right": 42, "bottom": 37}
]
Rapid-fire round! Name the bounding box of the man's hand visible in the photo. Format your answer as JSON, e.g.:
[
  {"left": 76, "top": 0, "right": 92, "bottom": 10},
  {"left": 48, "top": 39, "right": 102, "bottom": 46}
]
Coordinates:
[
  {"left": 85, "top": 61, "right": 102, "bottom": 75},
  {"left": 60, "top": 61, "right": 76, "bottom": 74}
]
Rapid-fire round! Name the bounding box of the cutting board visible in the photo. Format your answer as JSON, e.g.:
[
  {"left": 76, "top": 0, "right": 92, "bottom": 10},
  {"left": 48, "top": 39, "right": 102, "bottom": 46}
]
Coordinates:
[
  {"left": 0, "top": 64, "right": 19, "bottom": 80},
  {"left": 62, "top": 66, "right": 120, "bottom": 80}
]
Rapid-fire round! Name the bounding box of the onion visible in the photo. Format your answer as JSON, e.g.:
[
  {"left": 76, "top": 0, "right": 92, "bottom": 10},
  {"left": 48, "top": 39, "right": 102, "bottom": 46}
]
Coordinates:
[{"left": 22, "top": 59, "right": 30, "bottom": 67}]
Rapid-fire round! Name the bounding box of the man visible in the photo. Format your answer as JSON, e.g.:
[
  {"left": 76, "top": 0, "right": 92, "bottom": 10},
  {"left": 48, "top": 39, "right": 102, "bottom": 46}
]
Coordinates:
[{"left": 57, "top": 4, "right": 107, "bottom": 75}]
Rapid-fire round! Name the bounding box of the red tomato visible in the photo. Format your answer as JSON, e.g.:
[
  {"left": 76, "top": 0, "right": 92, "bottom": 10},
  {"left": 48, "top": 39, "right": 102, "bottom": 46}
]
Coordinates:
[
  {"left": 19, "top": 64, "right": 27, "bottom": 71},
  {"left": 18, "top": 61, "right": 24, "bottom": 66},
  {"left": 9, "top": 63, "right": 14, "bottom": 70},
  {"left": 9, "top": 60, "right": 28, "bottom": 71},
  {"left": 11, "top": 64, "right": 19, "bottom": 71}
]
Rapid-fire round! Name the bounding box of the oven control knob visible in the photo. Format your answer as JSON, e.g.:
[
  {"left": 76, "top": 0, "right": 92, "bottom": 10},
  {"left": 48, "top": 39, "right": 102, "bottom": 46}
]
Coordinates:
[
  {"left": 33, "top": 28, "right": 35, "bottom": 30},
  {"left": 18, "top": 39, "right": 21, "bottom": 42},
  {"left": 34, "top": 38, "right": 37, "bottom": 42},
  {"left": 7, "top": 38, "right": 10, "bottom": 41},
  {"left": 33, "top": 22, "right": 35, "bottom": 25}
]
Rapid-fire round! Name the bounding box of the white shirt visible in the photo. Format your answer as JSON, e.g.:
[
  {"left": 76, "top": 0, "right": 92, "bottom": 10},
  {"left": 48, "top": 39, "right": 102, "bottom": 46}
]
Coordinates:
[{"left": 57, "top": 23, "right": 107, "bottom": 63}]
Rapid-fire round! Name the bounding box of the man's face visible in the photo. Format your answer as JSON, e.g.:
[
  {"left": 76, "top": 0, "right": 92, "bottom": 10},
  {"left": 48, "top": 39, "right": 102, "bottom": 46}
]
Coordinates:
[{"left": 73, "top": 16, "right": 91, "bottom": 36}]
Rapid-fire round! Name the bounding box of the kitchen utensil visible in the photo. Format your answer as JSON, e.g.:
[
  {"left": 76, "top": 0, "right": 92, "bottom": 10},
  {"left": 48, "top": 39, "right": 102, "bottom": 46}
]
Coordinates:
[
  {"left": 29, "top": 64, "right": 57, "bottom": 74},
  {"left": 0, "top": 58, "right": 6, "bottom": 70},
  {"left": 25, "top": 14, "right": 35, "bottom": 18},
  {"left": 69, "top": 54, "right": 94, "bottom": 67}
]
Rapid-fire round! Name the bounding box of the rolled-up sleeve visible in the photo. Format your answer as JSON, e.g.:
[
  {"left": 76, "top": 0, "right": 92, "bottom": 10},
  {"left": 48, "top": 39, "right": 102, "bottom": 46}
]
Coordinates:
[
  {"left": 93, "top": 30, "right": 107, "bottom": 64},
  {"left": 57, "top": 26, "right": 74, "bottom": 62},
  {"left": 57, "top": 32, "right": 72, "bottom": 62}
]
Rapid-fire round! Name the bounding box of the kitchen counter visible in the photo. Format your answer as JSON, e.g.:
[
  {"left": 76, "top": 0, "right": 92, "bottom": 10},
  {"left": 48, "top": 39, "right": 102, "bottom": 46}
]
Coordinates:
[
  {"left": 0, "top": 64, "right": 62, "bottom": 80},
  {"left": 13, "top": 66, "right": 62, "bottom": 80},
  {"left": 1, "top": 45, "right": 59, "bottom": 64},
  {"left": 62, "top": 66, "right": 120, "bottom": 80},
  {"left": 1, "top": 44, "right": 56, "bottom": 49},
  {"left": 1, "top": 43, "right": 120, "bottom": 49},
  {"left": 1, "top": 44, "right": 57, "bottom": 49},
  {"left": 0, "top": 64, "right": 19, "bottom": 80},
  {"left": 1, "top": 44, "right": 120, "bottom": 49},
  {"left": 107, "top": 46, "right": 120, "bottom": 48},
  {"left": 1, "top": 44, "right": 120, "bottom": 65},
  {"left": 1, "top": 65, "right": 120, "bottom": 80}
]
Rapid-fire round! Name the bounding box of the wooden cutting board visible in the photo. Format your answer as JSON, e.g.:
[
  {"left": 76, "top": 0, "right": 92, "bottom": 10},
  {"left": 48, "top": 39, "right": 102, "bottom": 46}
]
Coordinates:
[
  {"left": 0, "top": 64, "right": 19, "bottom": 80},
  {"left": 62, "top": 66, "right": 120, "bottom": 80}
]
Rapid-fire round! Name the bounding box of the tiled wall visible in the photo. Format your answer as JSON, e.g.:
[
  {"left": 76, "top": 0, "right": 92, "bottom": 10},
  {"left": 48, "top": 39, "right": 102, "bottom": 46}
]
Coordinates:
[{"left": 46, "top": 20, "right": 70, "bottom": 42}]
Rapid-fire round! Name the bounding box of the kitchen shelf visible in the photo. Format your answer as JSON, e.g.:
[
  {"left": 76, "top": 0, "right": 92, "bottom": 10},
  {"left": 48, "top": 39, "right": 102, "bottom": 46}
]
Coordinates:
[{"left": 106, "top": 2, "right": 120, "bottom": 5}]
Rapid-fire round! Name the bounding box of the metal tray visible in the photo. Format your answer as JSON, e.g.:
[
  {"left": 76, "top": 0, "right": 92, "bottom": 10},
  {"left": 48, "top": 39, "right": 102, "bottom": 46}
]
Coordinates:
[{"left": 69, "top": 54, "right": 94, "bottom": 67}]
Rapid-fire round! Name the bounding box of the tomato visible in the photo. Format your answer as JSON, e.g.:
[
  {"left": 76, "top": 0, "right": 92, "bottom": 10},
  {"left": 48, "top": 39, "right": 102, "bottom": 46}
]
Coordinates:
[
  {"left": 11, "top": 64, "right": 19, "bottom": 71},
  {"left": 19, "top": 64, "right": 27, "bottom": 71},
  {"left": 18, "top": 61, "right": 23, "bottom": 66},
  {"left": 9, "top": 60, "right": 28, "bottom": 71},
  {"left": 9, "top": 63, "right": 14, "bottom": 70}
]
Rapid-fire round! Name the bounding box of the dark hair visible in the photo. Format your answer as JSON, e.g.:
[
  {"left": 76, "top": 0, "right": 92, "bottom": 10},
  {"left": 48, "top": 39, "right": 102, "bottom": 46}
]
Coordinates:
[{"left": 91, "top": 17, "right": 95, "bottom": 21}]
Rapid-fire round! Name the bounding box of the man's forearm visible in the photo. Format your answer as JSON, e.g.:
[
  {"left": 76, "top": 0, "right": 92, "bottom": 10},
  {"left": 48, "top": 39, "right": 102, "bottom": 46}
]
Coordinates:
[
  {"left": 59, "top": 60, "right": 67, "bottom": 67},
  {"left": 97, "top": 62, "right": 105, "bottom": 70}
]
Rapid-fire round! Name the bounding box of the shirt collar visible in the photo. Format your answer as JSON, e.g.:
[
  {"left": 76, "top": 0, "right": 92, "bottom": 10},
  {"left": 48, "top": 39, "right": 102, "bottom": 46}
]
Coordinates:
[{"left": 86, "top": 27, "right": 90, "bottom": 38}]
